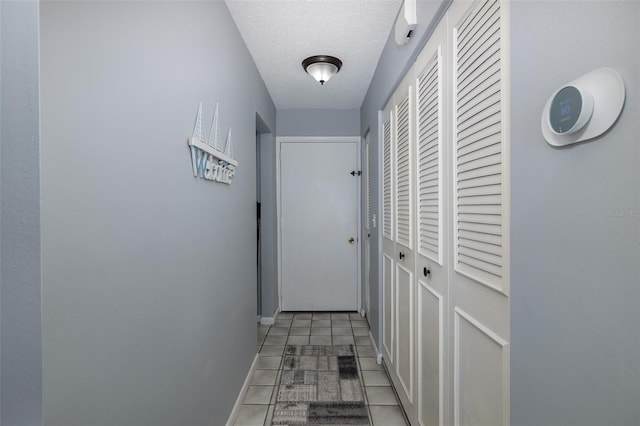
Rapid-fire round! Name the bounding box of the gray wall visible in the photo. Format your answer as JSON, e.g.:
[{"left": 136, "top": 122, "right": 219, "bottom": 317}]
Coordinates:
[
  {"left": 510, "top": 2, "right": 640, "bottom": 425},
  {"left": 277, "top": 108, "right": 361, "bottom": 137},
  {"left": 40, "top": 2, "right": 275, "bottom": 425},
  {"left": 0, "top": 1, "right": 43, "bottom": 425},
  {"left": 359, "top": 0, "right": 449, "bottom": 348},
  {"left": 260, "top": 132, "right": 278, "bottom": 318}
]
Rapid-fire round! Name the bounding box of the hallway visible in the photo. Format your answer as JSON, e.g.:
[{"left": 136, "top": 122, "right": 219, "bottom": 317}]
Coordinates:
[
  {"left": 234, "top": 312, "right": 408, "bottom": 425},
  {"left": 2, "top": 0, "right": 639, "bottom": 425}
]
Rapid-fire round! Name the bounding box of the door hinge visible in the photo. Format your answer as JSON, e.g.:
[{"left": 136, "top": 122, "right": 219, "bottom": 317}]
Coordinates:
[{"left": 350, "top": 170, "right": 362, "bottom": 176}]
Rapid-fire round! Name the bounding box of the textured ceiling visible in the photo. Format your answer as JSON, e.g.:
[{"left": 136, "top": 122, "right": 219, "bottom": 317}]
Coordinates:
[{"left": 225, "top": 0, "right": 402, "bottom": 109}]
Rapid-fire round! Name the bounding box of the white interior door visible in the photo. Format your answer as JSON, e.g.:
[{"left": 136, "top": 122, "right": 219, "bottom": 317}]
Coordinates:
[
  {"left": 449, "top": 0, "right": 510, "bottom": 424},
  {"left": 381, "top": 102, "right": 396, "bottom": 366},
  {"left": 280, "top": 140, "right": 359, "bottom": 311},
  {"left": 378, "top": 0, "right": 510, "bottom": 423},
  {"left": 393, "top": 72, "right": 417, "bottom": 420},
  {"left": 382, "top": 69, "right": 419, "bottom": 424},
  {"left": 414, "top": 16, "right": 450, "bottom": 426}
]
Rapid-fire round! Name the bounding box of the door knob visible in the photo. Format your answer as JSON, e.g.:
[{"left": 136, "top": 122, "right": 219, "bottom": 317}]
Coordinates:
[
  {"left": 348, "top": 237, "right": 355, "bottom": 244},
  {"left": 399, "top": 252, "right": 405, "bottom": 260},
  {"left": 423, "top": 267, "right": 431, "bottom": 277}
]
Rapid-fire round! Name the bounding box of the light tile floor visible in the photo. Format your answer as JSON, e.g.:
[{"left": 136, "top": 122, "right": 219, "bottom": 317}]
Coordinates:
[{"left": 239, "top": 312, "right": 409, "bottom": 425}]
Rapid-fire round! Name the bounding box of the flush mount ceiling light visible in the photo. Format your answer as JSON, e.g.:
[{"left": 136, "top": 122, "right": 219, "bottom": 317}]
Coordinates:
[{"left": 302, "top": 55, "right": 343, "bottom": 85}]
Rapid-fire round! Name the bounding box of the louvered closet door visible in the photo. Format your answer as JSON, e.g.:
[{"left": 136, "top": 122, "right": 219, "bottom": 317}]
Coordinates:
[
  {"left": 391, "top": 71, "right": 417, "bottom": 419},
  {"left": 448, "top": 0, "right": 510, "bottom": 425},
  {"left": 414, "top": 16, "right": 450, "bottom": 426},
  {"left": 381, "top": 101, "right": 396, "bottom": 367}
]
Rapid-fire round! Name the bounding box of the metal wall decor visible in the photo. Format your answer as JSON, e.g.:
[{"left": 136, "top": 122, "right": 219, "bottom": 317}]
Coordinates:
[{"left": 188, "top": 102, "right": 238, "bottom": 184}]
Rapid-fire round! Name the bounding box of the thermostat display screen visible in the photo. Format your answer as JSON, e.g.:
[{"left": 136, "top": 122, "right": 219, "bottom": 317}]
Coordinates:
[{"left": 549, "top": 86, "right": 582, "bottom": 133}]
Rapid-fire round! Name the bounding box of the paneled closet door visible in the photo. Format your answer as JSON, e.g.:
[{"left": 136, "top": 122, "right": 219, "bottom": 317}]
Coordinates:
[
  {"left": 414, "top": 16, "right": 450, "bottom": 426},
  {"left": 448, "top": 0, "right": 510, "bottom": 425},
  {"left": 392, "top": 70, "right": 417, "bottom": 421},
  {"left": 381, "top": 101, "right": 396, "bottom": 367}
]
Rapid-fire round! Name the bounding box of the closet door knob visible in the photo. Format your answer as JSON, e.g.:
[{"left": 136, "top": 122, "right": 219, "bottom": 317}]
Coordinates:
[
  {"left": 399, "top": 252, "right": 405, "bottom": 260},
  {"left": 423, "top": 267, "right": 431, "bottom": 277}
]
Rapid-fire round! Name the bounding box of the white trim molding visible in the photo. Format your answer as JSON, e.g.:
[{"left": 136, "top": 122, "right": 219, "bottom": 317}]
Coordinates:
[
  {"left": 276, "top": 136, "right": 362, "bottom": 312},
  {"left": 369, "top": 330, "right": 384, "bottom": 365},
  {"left": 225, "top": 353, "right": 259, "bottom": 426},
  {"left": 259, "top": 307, "right": 281, "bottom": 326},
  {"left": 394, "top": 261, "right": 414, "bottom": 404},
  {"left": 453, "top": 307, "right": 510, "bottom": 426},
  {"left": 382, "top": 253, "right": 395, "bottom": 364},
  {"left": 417, "top": 279, "right": 444, "bottom": 426}
]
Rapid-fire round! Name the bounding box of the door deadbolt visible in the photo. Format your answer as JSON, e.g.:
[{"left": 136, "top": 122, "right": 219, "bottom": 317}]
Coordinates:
[{"left": 348, "top": 237, "right": 355, "bottom": 244}]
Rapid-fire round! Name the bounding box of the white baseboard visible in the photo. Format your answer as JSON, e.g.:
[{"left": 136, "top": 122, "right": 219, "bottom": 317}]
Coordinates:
[
  {"left": 368, "top": 330, "right": 383, "bottom": 365},
  {"left": 225, "top": 352, "right": 259, "bottom": 426},
  {"left": 260, "top": 317, "right": 274, "bottom": 325},
  {"left": 259, "top": 307, "right": 281, "bottom": 326}
]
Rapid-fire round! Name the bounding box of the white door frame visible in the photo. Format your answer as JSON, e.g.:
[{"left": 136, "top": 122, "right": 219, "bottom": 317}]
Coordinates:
[
  {"left": 364, "top": 130, "right": 372, "bottom": 320},
  {"left": 276, "top": 136, "right": 362, "bottom": 312}
]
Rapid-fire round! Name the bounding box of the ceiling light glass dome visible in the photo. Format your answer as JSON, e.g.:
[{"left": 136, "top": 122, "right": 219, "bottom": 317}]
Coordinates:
[{"left": 302, "top": 55, "right": 343, "bottom": 85}]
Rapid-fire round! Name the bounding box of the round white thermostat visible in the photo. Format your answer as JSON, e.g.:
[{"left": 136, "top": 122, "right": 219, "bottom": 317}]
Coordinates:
[
  {"left": 548, "top": 85, "right": 593, "bottom": 135},
  {"left": 542, "top": 68, "right": 625, "bottom": 146}
]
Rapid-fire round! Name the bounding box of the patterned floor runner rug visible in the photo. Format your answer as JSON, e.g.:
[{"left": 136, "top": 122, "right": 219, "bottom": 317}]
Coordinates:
[{"left": 271, "top": 345, "right": 370, "bottom": 425}]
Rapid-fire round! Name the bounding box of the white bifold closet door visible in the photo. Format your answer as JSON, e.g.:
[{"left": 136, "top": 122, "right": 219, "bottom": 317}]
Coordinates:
[
  {"left": 381, "top": 101, "right": 396, "bottom": 370},
  {"left": 393, "top": 72, "right": 416, "bottom": 418},
  {"left": 379, "top": 0, "right": 510, "bottom": 424},
  {"left": 414, "top": 16, "right": 449, "bottom": 426},
  {"left": 382, "top": 69, "right": 419, "bottom": 425},
  {"left": 449, "top": 0, "right": 510, "bottom": 425}
]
